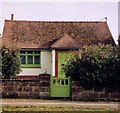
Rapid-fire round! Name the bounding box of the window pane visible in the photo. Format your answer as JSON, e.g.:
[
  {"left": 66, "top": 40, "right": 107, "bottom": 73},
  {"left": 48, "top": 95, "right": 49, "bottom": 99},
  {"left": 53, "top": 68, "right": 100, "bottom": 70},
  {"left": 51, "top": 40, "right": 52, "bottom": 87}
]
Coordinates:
[
  {"left": 34, "top": 51, "right": 40, "bottom": 54},
  {"left": 20, "top": 56, "right": 26, "bottom": 64},
  {"left": 34, "top": 56, "right": 40, "bottom": 64},
  {"left": 20, "top": 51, "right": 26, "bottom": 54},
  {"left": 28, "top": 56, "right": 33, "bottom": 64},
  {"left": 27, "top": 51, "right": 33, "bottom": 54}
]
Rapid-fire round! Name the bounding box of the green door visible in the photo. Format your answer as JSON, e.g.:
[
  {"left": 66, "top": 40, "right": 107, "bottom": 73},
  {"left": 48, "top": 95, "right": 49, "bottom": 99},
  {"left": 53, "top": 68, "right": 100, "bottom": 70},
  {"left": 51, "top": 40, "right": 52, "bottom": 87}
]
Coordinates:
[
  {"left": 58, "top": 51, "right": 74, "bottom": 78},
  {"left": 50, "top": 77, "right": 71, "bottom": 97}
]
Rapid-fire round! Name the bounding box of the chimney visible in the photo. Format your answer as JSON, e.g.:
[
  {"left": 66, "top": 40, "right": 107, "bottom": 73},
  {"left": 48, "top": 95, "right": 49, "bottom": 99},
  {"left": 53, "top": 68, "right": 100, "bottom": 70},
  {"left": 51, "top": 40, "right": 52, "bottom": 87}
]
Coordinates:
[
  {"left": 105, "top": 17, "right": 107, "bottom": 22},
  {"left": 11, "top": 14, "right": 14, "bottom": 21}
]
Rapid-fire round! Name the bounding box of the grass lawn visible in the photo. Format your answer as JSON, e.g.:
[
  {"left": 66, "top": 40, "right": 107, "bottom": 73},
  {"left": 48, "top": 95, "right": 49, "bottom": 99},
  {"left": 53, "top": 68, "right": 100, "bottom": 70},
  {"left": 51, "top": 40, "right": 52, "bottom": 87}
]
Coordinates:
[{"left": 2, "top": 106, "right": 119, "bottom": 112}]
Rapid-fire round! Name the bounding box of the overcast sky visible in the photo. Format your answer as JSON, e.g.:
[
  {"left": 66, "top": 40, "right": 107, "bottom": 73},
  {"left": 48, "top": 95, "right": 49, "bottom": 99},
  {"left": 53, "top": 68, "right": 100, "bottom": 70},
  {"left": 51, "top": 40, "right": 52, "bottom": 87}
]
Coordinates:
[{"left": 0, "top": 1, "right": 119, "bottom": 43}]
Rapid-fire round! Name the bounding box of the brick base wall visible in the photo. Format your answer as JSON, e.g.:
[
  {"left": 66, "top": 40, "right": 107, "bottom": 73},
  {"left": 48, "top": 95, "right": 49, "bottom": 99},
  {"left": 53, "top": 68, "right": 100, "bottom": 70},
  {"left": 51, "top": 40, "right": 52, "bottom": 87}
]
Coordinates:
[
  {"left": 2, "top": 76, "right": 120, "bottom": 101},
  {"left": 71, "top": 81, "right": 120, "bottom": 101},
  {"left": 2, "top": 74, "right": 50, "bottom": 99}
]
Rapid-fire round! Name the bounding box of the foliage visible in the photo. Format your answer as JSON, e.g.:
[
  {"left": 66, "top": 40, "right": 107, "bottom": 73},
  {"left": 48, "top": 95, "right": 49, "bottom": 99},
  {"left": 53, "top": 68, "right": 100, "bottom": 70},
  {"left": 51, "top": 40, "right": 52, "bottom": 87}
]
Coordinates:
[
  {"left": 118, "top": 35, "right": 120, "bottom": 46},
  {"left": 63, "top": 44, "right": 120, "bottom": 90},
  {"left": 118, "top": 35, "right": 120, "bottom": 56},
  {"left": 2, "top": 46, "right": 21, "bottom": 79}
]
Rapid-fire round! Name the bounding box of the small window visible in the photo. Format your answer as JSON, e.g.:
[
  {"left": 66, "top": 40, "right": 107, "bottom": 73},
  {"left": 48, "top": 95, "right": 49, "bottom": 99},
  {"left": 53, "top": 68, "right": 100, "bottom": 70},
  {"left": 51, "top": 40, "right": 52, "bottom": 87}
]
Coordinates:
[
  {"left": 20, "top": 56, "right": 26, "bottom": 64},
  {"left": 20, "top": 50, "right": 41, "bottom": 67},
  {"left": 20, "top": 51, "right": 26, "bottom": 54},
  {"left": 34, "top": 51, "right": 40, "bottom": 54},
  {"left": 34, "top": 56, "right": 40, "bottom": 64},
  {"left": 27, "top": 51, "right": 33, "bottom": 54},
  {"left": 28, "top": 56, "right": 33, "bottom": 64}
]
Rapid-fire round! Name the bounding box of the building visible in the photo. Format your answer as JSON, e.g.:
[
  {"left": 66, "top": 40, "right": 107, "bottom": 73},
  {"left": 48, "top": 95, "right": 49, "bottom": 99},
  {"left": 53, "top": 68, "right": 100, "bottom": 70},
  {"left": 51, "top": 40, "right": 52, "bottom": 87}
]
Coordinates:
[{"left": 2, "top": 14, "right": 115, "bottom": 79}]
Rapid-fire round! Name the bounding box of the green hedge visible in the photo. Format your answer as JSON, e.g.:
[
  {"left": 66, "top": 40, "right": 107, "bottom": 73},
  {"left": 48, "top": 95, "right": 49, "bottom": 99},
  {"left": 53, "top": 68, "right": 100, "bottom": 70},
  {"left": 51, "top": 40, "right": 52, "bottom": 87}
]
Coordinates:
[{"left": 63, "top": 44, "right": 120, "bottom": 90}]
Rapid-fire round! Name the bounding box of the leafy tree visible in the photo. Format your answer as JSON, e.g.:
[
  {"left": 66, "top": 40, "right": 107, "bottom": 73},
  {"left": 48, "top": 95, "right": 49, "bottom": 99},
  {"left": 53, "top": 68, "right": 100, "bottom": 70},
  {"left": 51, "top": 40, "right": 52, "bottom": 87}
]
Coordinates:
[
  {"left": 118, "top": 35, "right": 120, "bottom": 46},
  {"left": 118, "top": 35, "right": 120, "bottom": 56},
  {"left": 63, "top": 44, "right": 120, "bottom": 90},
  {"left": 2, "top": 46, "right": 21, "bottom": 79}
]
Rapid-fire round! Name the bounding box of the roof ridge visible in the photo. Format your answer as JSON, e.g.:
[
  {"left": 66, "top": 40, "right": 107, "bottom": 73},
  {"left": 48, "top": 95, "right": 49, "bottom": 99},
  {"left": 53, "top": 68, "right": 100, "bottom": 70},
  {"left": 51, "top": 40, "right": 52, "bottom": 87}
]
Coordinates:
[
  {"left": 51, "top": 33, "right": 80, "bottom": 49},
  {"left": 5, "top": 20, "right": 106, "bottom": 23}
]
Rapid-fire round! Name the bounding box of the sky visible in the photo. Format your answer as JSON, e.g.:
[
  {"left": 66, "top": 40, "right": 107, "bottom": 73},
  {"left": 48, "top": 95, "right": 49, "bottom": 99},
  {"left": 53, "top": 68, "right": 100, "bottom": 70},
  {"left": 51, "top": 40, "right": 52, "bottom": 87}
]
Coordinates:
[{"left": 0, "top": 1, "right": 119, "bottom": 44}]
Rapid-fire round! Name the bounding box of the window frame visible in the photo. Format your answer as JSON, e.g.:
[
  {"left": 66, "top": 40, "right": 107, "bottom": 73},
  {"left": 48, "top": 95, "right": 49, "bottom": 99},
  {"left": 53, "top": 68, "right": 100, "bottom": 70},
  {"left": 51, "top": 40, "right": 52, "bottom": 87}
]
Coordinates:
[{"left": 20, "top": 50, "right": 41, "bottom": 68}]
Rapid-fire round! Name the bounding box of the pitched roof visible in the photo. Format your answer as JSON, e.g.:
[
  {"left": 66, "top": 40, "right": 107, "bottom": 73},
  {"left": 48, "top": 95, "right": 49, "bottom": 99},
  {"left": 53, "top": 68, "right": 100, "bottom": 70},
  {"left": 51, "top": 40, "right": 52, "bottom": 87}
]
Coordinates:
[
  {"left": 2, "top": 20, "right": 115, "bottom": 49},
  {"left": 51, "top": 33, "right": 79, "bottom": 49}
]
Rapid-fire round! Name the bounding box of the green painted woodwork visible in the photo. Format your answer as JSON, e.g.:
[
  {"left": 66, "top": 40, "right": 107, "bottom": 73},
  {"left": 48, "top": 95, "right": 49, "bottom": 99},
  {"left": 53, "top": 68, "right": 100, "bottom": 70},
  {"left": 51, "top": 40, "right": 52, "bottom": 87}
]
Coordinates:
[
  {"left": 50, "top": 77, "right": 71, "bottom": 97},
  {"left": 20, "top": 51, "right": 41, "bottom": 68},
  {"left": 58, "top": 52, "right": 74, "bottom": 78}
]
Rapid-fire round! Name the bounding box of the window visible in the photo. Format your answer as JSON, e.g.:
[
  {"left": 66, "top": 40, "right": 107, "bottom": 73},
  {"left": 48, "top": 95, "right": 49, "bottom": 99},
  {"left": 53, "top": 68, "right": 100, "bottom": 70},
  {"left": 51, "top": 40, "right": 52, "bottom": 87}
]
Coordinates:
[{"left": 20, "top": 50, "right": 41, "bottom": 67}]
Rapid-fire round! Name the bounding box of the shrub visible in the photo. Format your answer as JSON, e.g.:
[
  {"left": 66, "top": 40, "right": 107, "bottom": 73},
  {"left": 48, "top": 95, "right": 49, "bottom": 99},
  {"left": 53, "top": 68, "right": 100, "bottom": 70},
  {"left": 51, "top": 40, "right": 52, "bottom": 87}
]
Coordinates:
[
  {"left": 63, "top": 44, "right": 120, "bottom": 90},
  {"left": 2, "top": 46, "right": 21, "bottom": 79},
  {"left": 118, "top": 35, "right": 120, "bottom": 46}
]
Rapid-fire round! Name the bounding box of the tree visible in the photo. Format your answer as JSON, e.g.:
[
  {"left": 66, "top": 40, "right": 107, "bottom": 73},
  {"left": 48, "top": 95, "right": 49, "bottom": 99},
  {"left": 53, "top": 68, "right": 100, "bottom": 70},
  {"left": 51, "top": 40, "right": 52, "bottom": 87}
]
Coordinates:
[
  {"left": 118, "top": 35, "right": 120, "bottom": 56},
  {"left": 118, "top": 35, "right": 120, "bottom": 46},
  {"left": 2, "top": 46, "right": 21, "bottom": 79},
  {"left": 63, "top": 44, "right": 120, "bottom": 90}
]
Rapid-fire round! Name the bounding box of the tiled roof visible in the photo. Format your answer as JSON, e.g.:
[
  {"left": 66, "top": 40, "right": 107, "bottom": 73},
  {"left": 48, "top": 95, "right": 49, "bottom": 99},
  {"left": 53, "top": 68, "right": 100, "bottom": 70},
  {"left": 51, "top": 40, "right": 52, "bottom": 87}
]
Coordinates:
[
  {"left": 2, "top": 20, "right": 115, "bottom": 49},
  {"left": 51, "top": 33, "right": 79, "bottom": 49}
]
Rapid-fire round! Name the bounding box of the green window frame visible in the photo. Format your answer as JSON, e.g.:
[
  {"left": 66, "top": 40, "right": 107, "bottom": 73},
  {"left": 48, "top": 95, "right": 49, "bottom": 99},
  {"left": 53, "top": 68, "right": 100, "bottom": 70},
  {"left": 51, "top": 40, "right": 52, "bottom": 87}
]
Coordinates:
[{"left": 20, "top": 50, "right": 41, "bottom": 68}]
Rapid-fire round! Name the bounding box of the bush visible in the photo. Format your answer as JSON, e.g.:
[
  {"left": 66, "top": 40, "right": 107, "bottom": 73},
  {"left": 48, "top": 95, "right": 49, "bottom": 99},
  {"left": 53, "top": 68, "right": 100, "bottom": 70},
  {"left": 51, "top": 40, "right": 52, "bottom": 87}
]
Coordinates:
[
  {"left": 2, "top": 46, "right": 21, "bottom": 79},
  {"left": 63, "top": 44, "right": 120, "bottom": 90},
  {"left": 118, "top": 35, "right": 120, "bottom": 46}
]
